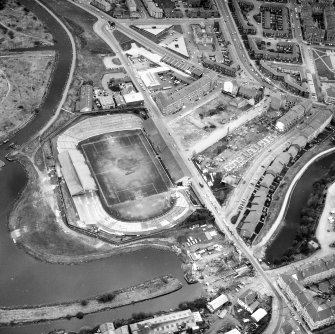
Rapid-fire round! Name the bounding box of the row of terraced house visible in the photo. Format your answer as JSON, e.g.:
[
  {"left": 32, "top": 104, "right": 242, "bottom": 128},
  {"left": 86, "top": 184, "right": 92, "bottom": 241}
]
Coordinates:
[
  {"left": 260, "top": 3, "right": 290, "bottom": 38},
  {"left": 231, "top": 0, "right": 257, "bottom": 35},
  {"left": 238, "top": 104, "right": 332, "bottom": 240},
  {"left": 248, "top": 37, "right": 301, "bottom": 63},
  {"left": 300, "top": 1, "right": 335, "bottom": 44},
  {"left": 259, "top": 60, "right": 309, "bottom": 97}
]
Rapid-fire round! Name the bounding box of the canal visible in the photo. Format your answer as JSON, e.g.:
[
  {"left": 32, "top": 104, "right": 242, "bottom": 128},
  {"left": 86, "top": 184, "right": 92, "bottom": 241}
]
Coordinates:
[
  {"left": 265, "top": 151, "right": 335, "bottom": 263},
  {"left": 0, "top": 1, "right": 202, "bottom": 333}
]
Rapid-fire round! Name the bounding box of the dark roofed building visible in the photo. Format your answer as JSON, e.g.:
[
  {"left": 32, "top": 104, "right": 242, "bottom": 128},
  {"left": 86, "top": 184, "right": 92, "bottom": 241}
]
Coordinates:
[{"left": 143, "top": 119, "right": 185, "bottom": 182}]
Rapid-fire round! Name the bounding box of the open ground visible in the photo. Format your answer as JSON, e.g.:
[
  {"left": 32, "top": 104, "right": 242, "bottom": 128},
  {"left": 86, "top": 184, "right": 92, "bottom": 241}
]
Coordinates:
[
  {"left": 0, "top": 51, "right": 55, "bottom": 140},
  {"left": 42, "top": 0, "right": 116, "bottom": 111},
  {"left": 0, "top": 0, "right": 53, "bottom": 50}
]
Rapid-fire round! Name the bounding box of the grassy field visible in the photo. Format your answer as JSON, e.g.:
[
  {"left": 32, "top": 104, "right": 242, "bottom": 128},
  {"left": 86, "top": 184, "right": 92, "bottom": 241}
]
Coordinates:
[
  {"left": 313, "top": 49, "right": 335, "bottom": 81},
  {"left": 42, "top": 0, "right": 115, "bottom": 110},
  {"left": 81, "top": 130, "right": 171, "bottom": 206},
  {"left": 0, "top": 0, "right": 54, "bottom": 50},
  {"left": 0, "top": 51, "right": 55, "bottom": 139},
  {"left": 113, "top": 30, "right": 136, "bottom": 51}
]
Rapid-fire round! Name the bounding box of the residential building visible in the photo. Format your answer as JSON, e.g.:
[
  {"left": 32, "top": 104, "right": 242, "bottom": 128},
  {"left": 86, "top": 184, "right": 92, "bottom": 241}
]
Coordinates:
[
  {"left": 232, "top": 0, "right": 257, "bottom": 34},
  {"left": 202, "top": 58, "right": 238, "bottom": 77},
  {"left": 129, "top": 309, "right": 201, "bottom": 334},
  {"left": 275, "top": 100, "right": 312, "bottom": 132},
  {"left": 126, "top": 0, "right": 137, "bottom": 11},
  {"left": 91, "top": 0, "right": 112, "bottom": 11},
  {"left": 155, "top": 72, "right": 218, "bottom": 114},
  {"left": 324, "top": 6, "right": 335, "bottom": 44},
  {"left": 207, "top": 294, "right": 229, "bottom": 312},
  {"left": 249, "top": 37, "right": 300, "bottom": 63},
  {"left": 79, "top": 82, "right": 93, "bottom": 112},
  {"left": 260, "top": 174, "right": 275, "bottom": 188},
  {"left": 260, "top": 4, "right": 290, "bottom": 38},
  {"left": 237, "top": 289, "right": 260, "bottom": 313},
  {"left": 161, "top": 55, "right": 203, "bottom": 78},
  {"left": 142, "top": 0, "right": 163, "bottom": 18},
  {"left": 291, "top": 135, "right": 308, "bottom": 150},
  {"left": 299, "top": 108, "right": 332, "bottom": 141},
  {"left": 277, "top": 256, "right": 335, "bottom": 331},
  {"left": 300, "top": 3, "right": 325, "bottom": 43}
]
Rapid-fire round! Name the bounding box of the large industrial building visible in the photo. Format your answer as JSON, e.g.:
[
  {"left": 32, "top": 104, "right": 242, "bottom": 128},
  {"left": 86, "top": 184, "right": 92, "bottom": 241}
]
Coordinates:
[
  {"left": 155, "top": 72, "right": 218, "bottom": 114},
  {"left": 98, "top": 309, "right": 203, "bottom": 334}
]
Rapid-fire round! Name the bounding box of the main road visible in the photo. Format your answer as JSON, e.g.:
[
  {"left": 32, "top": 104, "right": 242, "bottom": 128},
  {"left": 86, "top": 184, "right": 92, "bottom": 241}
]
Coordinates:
[{"left": 69, "top": 2, "right": 288, "bottom": 333}]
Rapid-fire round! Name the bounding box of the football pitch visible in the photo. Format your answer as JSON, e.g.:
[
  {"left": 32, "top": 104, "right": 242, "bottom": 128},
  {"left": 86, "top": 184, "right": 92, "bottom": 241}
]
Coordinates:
[{"left": 80, "top": 130, "right": 172, "bottom": 207}]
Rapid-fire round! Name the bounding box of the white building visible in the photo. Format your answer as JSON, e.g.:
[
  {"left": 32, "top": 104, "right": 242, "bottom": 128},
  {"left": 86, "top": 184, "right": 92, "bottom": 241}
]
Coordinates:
[
  {"left": 251, "top": 308, "right": 267, "bottom": 323},
  {"left": 206, "top": 294, "right": 229, "bottom": 313}
]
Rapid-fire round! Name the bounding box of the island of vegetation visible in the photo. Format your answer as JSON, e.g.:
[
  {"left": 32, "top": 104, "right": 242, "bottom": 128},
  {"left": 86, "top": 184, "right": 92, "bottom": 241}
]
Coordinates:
[{"left": 0, "top": 275, "right": 182, "bottom": 327}]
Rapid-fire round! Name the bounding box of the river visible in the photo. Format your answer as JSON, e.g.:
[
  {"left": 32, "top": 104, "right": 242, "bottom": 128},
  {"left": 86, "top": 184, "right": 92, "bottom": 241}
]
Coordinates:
[
  {"left": 265, "top": 151, "right": 335, "bottom": 263},
  {"left": 0, "top": 1, "right": 202, "bottom": 334}
]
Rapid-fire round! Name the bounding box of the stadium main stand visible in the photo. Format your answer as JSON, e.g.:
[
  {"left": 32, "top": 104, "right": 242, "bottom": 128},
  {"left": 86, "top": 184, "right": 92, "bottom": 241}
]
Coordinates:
[
  {"left": 59, "top": 151, "right": 85, "bottom": 196},
  {"left": 143, "top": 118, "right": 185, "bottom": 182}
]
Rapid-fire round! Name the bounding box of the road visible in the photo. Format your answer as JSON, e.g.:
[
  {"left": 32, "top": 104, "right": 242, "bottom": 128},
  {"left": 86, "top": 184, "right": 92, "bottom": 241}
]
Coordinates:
[{"left": 68, "top": 1, "right": 290, "bottom": 332}]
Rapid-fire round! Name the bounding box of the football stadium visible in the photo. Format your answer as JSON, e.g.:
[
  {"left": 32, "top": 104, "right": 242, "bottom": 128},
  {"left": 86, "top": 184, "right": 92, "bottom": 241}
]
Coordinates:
[{"left": 56, "top": 114, "right": 192, "bottom": 235}]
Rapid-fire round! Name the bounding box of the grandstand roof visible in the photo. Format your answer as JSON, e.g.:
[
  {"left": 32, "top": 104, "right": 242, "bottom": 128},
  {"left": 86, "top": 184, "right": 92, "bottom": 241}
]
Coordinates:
[
  {"left": 68, "top": 150, "right": 97, "bottom": 192},
  {"left": 143, "top": 119, "right": 185, "bottom": 181},
  {"left": 58, "top": 151, "right": 84, "bottom": 196}
]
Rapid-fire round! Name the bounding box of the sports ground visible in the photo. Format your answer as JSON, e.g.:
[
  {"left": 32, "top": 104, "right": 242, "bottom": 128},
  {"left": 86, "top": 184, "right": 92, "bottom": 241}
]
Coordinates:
[{"left": 80, "top": 129, "right": 172, "bottom": 211}]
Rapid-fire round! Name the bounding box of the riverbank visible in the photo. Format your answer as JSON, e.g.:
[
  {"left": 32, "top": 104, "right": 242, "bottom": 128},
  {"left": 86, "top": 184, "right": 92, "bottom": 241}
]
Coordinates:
[
  {"left": 0, "top": 50, "right": 56, "bottom": 141},
  {"left": 8, "top": 153, "right": 191, "bottom": 265},
  {"left": 0, "top": 275, "right": 182, "bottom": 327},
  {"left": 252, "top": 140, "right": 333, "bottom": 258}
]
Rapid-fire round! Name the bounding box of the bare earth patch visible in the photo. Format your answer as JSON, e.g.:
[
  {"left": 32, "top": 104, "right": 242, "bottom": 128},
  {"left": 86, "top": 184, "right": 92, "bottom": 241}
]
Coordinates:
[
  {"left": 0, "top": 51, "right": 55, "bottom": 139},
  {"left": 0, "top": 0, "right": 53, "bottom": 50}
]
